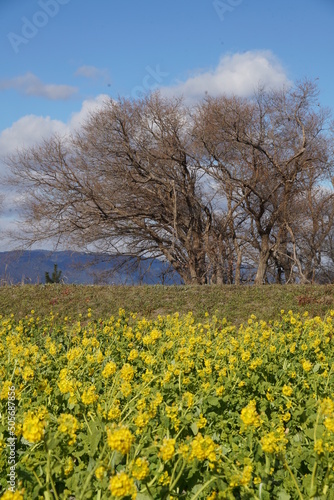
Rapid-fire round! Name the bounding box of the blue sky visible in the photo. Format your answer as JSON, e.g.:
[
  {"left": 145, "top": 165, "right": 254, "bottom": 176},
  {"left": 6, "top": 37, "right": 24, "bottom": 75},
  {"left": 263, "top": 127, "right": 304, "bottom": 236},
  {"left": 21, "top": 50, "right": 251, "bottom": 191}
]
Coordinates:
[{"left": 0, "top": 0, "right": 333, "bottom": 249}]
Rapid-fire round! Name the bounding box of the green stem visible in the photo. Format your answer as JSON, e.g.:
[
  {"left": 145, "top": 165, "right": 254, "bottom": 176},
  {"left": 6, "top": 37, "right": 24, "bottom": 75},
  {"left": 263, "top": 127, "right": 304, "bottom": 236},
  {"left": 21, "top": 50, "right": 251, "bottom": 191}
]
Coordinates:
[
  {"left": 283, "top": 460, "right": 304, "bottom": 500},
  {"left": 140, "top": 482, "right": 155, "bottom": 500},
  {"left": 310, "top": 461, "right": 318, "bottom": 498},
  {"left": 33, "top": 470, "right": 43, "bottom": 488},
  {"left": 10, "top": 359, "right": 18, "bottom": 383},
  {"left": 170, "top": 459, "right": 187, "bottom": 492},
  {"left": 79, "top": 441, "right": 108, "bottom": 500},
  {"left": 147, "top": 463, "right": 164, "bottom": 488},
  {"left": 44, "top": 447, "right": 59, "bottom": 500},
  {"left": 310, "top": 407, "right": 321, "bottom": 497},
  {"left": 49, "top": 472, "right": 60, "bottom": 500},
  {"left": 324, "top": 365, "right": 332, "bottom": 392},
  {"left": 45, "top": 447, "right": 51, "bottom": 498},
  {"left": 120, "top": 377, "right": 158, "bottom": 418},
  {"left": 190, "top": 477, "right": 217, "bottom": 500},
  {"left": 83, "top": 413, "right": 93, "bottom": 435}
]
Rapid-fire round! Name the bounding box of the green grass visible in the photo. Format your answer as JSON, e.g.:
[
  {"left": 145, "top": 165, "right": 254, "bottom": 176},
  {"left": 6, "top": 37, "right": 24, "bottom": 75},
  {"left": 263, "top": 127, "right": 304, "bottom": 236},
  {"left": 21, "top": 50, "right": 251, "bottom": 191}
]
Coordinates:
[{"left": 0, "top": 284, "right": 334, "bottom": 324}]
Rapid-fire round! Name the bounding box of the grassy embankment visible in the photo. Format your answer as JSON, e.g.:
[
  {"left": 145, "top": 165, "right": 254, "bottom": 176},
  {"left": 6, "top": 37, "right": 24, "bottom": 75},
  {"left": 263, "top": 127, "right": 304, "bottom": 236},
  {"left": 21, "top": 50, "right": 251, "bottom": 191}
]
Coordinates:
[{"left": 0, "top": 284, "right": 334, "bottom": 323}]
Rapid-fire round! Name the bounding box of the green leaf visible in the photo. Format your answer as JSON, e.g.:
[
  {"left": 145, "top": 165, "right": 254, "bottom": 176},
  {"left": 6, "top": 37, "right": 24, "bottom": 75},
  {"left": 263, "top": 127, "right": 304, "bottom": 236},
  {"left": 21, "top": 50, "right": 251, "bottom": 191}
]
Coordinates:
[
  {"left": 191, "top": 422, "right": 198, "bottom": 435},
  {"left": 277, "top": 490, "right": 291, "bottom": 500},
  {"left": 207, "top": 396, "right": 220, "bottom": 407},
  {"left": 136, "top": 493, "right": 154, "bottom": 500}
]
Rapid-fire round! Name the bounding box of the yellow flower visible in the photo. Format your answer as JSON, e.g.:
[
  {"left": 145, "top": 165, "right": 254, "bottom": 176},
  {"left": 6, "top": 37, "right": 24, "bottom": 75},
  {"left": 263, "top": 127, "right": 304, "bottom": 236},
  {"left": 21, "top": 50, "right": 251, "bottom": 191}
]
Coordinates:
[
  {"left": 206, "top": 492, "right": 217, "bottom": 500},
  {"left": 314, "top": 439, "right": 324, "bottom": 455},
  {"left": 302, "top": 360, "right": 312, "bottom": 372},
  {"left": 120, "top": 381, "right": 132, "bottom": 397},
  {"left": 0, "top": 491, "right": 25, "bottom": 499},
  {"left": 64, "top": 457, "right": 74, "bottom": 476},
  {"left": 216, "top": 385, "right": 224, "bottom": 396},
  {"left": 142, "top": 369, "right": 153, "bottom": 383},
  {"left": 197, "top": 414, "right": 207, "bottom": 429},
  {"left": 67, "top": 347, "right": 82, "bottom": 362},
  {"left": 190, "top": 434, "right": 217, "bottom": 463},
  {"left": 324, "top": 417, "right": 334, "bottom": 433},
  {"left": 241, "top": 351, "right": 251, "bottom": 362},
  {"left": 120, "top": 363, "right": 135, "bottom": 382},
  {"left": 321, "top": 398, "right": 334, "bottom": 416},
  {"left": 249, "top": 358, "right": 263, "bottom": 370},
  {"left": 137, "top": 398, "right": 146, "bottom": 411},
  {"left": 135, "top": 412, "right": 150, "bottom": 429},
  {"left": 159, "top": 438, "right": 176, "bottom": 461},
  {"left": 131, "top": 457, "right": 150, "bottom": 480},
  {"left": 158, "top": 471, "right": 170, "bottom": 485},
  {"left": 0, "top": 381, "right": 13, "bottom": 400},
  {"left": 282, "top": 385, "right": 293, "bottom": 397},
  {"left": 58, "top": 414, "right": 80, "bottom": 444},
  {"left": 95, "top": 466, "right": 106, "bottom": 480},
  {"left": 107, "top": 426, "right": 134, "bottom": 454},
  {"left": 178, "top": 443, "right": 190, "bottom": 458},
  {"left": 22, "top": 411, "right": 46, "bottom": 443},
  {"left": 240, "top": 400, "right": 261, "bottom": 428},
  {"left": 109, "top": 472, "right": 136, "bottom": 499},
  {"left": 266, "top": 390, "right": 274, "bottom": 402},
  {"left": 128, "top": 349, "right": 138, "bottom": 361},
  {"left": 108, "top": 404, "right": 122, "bottom": 421},
  {"left": 81, "top": 385, "right": 99, "bottom": 405},
  {"left": 22, "top": 366, "right": 34, "bottom": 381},
  {"left": 261, "top": 428, "right": 287, "bottom": 454},
  {"left": 240, "top": 465, "right": 253, "bottom": 485},
  {"left": 102, "top": 361, "right": 117, "bottom": 378}
]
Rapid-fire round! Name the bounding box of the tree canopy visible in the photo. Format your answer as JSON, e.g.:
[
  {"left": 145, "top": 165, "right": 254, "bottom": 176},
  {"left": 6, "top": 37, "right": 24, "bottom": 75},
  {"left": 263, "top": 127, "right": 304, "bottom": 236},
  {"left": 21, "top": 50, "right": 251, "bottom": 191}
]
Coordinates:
[{"left": 6, "top": 80, "right": 334, "bottom": 284}]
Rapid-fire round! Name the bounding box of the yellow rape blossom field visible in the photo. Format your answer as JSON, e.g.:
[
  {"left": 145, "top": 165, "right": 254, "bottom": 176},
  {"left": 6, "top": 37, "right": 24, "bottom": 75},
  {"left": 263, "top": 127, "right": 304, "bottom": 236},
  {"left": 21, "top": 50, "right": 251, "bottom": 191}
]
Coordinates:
[{"left": 0, "top": 308, "right": 334, "bottom": 499}]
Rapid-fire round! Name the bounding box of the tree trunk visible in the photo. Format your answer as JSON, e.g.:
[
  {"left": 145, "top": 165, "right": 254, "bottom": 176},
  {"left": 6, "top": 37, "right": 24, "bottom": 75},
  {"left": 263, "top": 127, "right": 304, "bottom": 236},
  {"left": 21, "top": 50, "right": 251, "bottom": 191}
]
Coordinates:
[
  {"left": 254, "top": 234, "right": 271, "bottom": 285},
  {"left": 235, "top": 250, "right": 242, "bottom": 285}
]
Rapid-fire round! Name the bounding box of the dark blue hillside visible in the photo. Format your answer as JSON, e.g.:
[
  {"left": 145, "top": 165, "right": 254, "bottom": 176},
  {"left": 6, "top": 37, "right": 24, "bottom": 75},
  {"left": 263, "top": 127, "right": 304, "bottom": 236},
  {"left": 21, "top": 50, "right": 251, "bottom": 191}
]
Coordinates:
[{"left": 0, "top": 250, "right": 182, "bottom": 285}]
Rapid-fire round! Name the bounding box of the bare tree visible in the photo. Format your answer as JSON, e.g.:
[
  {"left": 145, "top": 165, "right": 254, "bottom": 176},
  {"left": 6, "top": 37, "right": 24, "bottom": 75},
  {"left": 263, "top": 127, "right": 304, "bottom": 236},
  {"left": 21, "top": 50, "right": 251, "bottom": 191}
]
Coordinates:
[
  {"left": 194, "top": 80, "right": 334, "bottom": 284},
  {"left": 5, "top": 82, "right": 334, "bottom": 285},
  {"left": 6, "top": 94, "right": 218, "bottom": 284}
]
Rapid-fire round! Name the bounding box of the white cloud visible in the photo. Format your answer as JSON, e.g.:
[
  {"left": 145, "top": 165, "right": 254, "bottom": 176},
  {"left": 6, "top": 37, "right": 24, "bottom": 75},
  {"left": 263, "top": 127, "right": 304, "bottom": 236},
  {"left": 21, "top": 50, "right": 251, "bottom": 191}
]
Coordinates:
[
  {"left": 0, "top": 49, "right": 290, "bottom": 249},
  {"left": 161, "top": 50, "right": 290, "bottom": 102},
  {"left": 0, "top": 94, "right": 109, "bottom": 160},
  {"left": 0, "top": 72, "right": 78, "bottom": 100},
  {"left": 0, "top": 94, "right": 110, "bottom": 250},
  {"left": 67, "top": 94, "right": 109, "bottom": 131},
  {"left": 0, "top": 115, "right": 67, "bottom": 158},
  {"left": 75, "top": 65, "right": 109, "bottom": 80}
]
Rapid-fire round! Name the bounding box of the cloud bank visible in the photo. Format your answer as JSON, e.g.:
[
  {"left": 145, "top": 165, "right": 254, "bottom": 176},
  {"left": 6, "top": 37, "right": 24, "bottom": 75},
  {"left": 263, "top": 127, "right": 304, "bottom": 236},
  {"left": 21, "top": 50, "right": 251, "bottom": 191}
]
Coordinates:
[
  {"left": 0, "top": 94, "right": 109, "bottom": 160},
  {"left": 0, "top": 72, "right": 78, "bottom": 100},
  {"left": 161, "top": 50, "right": 290, "bottom": 102},
  {"left": 0, "top": 50, "right": 291, "bottom": 249},
  {"left": 0, "top": 51, "right": 289, "bottom": 158},
  {"left": 75, "top": 65, "right": 109, "bottom": 80}
]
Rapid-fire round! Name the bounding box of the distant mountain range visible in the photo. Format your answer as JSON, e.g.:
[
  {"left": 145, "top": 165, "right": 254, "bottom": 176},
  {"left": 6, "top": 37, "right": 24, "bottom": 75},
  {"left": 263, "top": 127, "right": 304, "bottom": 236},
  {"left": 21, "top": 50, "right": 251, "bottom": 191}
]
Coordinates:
[{"left": 0, "top": 250, "right": 182, "bottom": 285}]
